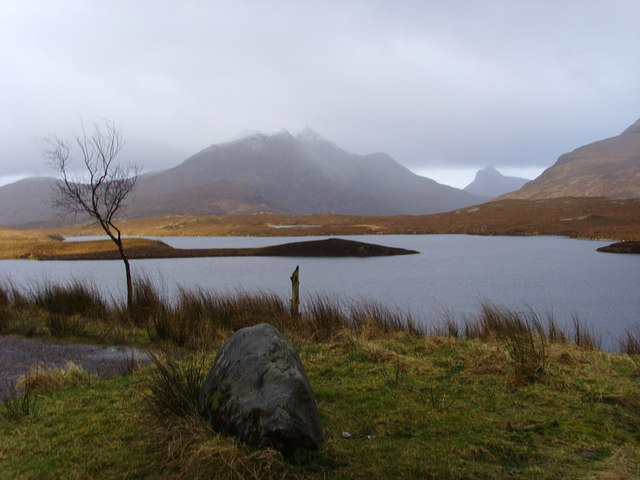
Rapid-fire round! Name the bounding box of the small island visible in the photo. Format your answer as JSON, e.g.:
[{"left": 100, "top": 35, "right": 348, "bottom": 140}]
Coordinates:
[
  {"left": 35, "top": 237, "right": 419, "bottom": 261},
  {"left": 596, "top": 241, "right": 640, "bottom": 254}
]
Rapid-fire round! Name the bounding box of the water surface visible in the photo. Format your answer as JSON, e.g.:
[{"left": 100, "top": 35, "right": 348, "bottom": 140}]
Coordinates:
[{"left": 2, "top": 235, "right": 638, "bottom": 349}]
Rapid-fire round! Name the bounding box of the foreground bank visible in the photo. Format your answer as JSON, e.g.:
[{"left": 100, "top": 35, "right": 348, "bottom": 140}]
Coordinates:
[{"left": 1, "top": 282, "right": 639, "bottom": 479}]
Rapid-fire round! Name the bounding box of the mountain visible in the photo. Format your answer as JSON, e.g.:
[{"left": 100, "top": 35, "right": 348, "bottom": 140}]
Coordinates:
[
  {"left": 0, "top": 177, "right": 62, "bottom": 228},
  {"left": 463, "top": 166, "right": 529, "bottom": 198},
  {"left": 129, "top": 129, "right": 487, "bottom": 217},
  {"left": 0, "top": 129, "right": 487, "bottom": 227},
  {"left": 502, "top": 119, "right": 640, "bottom": 200}
]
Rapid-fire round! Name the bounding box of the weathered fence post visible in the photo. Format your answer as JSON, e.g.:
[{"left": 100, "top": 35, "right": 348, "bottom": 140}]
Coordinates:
[{"left": 290, "top": 265, "right": 300, "bottom": 317}]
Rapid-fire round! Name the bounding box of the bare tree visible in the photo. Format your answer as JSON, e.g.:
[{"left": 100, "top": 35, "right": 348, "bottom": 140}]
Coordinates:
[{"left": 46, "top": 120, "right": 141, "bottom": 311}]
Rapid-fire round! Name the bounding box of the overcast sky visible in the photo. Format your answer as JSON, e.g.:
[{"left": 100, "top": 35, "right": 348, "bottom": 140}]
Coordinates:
[{"left": 1, "top": 1, "right": 639, "bottom": 188}]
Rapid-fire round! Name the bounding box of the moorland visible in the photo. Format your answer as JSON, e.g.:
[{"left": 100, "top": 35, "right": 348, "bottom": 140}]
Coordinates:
[
  {"left": 2, "top": 196, "right": 640, "bottom": 260},
  {"left": 1, "top": 196, "right": 640, "bottom": 478}
]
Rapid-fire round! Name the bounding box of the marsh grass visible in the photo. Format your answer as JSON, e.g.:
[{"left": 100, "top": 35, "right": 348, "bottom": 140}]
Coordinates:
[
  {"left": 378, "top": 357, "right": 409, "bottom": 387},
  {"left": 2, "top": 304, "right": 640, "bottom": 478},
  {"left": 622, "top": 329, "right": 640, "bottom": 356},
  {"left": 572, "top": 315, "right": 602, "bottom": 350},
  {"left": 1, "top": 372, "right": 38, "bottom": 422},
  {"left": 304, "top": 294, "right": 350, "bottom": 340},
  {"left": 145, "top": 350, "right": 208, "bottom": 422},
  {"left": 145, "top": 287, "right": 290, "bottom": 348},
  {"left": 1, "top": 363, "right": 94, "bottom": 423},
  {"left": 0, "top": 277, "right": 633, "bottom": 356},
  {"left": 0, "top": 284, "right": 8, "bottom": 309},
  {"left": 128, "top": 277, "right": 169, "bottom": 327},
  {"left": 349, "top": 300, "right": 423, "bottom": 336},
  {"left": 31, "top": 280, "right": 106, "bottom": 319},
  {"left": 147, "top": 416, "right": 291, "bottom": 480},
  {"left": 46, "top": 313, "right": 87, "bottom": 337},
  {"left": 304, "top": 294, "right": 423, "bottom": 341},
  {"left": 471, "top": 303, "right": 548, "bottom": 384}
]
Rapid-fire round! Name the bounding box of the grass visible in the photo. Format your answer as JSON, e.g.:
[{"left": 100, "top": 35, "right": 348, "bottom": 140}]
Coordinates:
[
  {"left": 145, "top": 350, "right": 208, "bottom": 422},
  {"left": 1, "top": 370, "right": 39, "bottom": 422},
  {"left": 472, "top": 303, "right": 548, "bottom": 384},
  {"left": 5, "top": 333, "right": 639, "bottom": 479},
  {"left": 1, "top": 279, "right": 640, "bottom": 478}
]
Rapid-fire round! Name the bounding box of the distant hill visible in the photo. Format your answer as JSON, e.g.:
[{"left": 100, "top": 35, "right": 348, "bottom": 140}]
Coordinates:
[
  {"left": 0, "top": 177, "right": 62, "bottom": 228},
  {"left": 0, "top": 129, "right": 487, "bottom": 227},
  {"left": 463, "top": 166, "right": 529, "bottom": 198},
  {"left": 502, "top": 119, "right": 640, "bottom": 200}
]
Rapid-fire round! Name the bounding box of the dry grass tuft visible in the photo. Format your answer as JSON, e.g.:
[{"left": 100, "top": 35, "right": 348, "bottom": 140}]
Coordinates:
[
  {"left": 148, "top": 416, "right": 292, "bottom": 480},
  {"left": 471, "top": 303, "right": 548, "bottom": 384}
]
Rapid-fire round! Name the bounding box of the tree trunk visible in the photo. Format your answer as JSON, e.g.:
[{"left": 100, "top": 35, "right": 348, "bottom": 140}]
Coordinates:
[
  {"left": 114, "top": 238, "right": 133, "bottom": 311},
  {"left": 123, "top": 254, "right": 133, "bottom": 312}
]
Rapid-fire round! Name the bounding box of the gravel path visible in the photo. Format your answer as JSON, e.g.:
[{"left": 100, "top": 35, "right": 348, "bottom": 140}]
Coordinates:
[{"left": 0, "top": 336, "right": 152, "bottom": 399}]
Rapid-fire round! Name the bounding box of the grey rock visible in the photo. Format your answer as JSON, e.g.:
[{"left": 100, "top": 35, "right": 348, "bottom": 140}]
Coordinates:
[{"left": 198, "top": 323, "right": 323, "bottom": 453}]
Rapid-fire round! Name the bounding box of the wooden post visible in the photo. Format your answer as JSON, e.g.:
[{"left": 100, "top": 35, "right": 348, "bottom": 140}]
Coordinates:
[{"left": 290, "top": 265, "right": 300, "bottom": 317}]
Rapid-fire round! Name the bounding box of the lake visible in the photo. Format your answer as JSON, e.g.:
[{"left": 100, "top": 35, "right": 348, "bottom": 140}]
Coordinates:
[{"left": 1, "top": 234, "right": 639, "bottom": 350}]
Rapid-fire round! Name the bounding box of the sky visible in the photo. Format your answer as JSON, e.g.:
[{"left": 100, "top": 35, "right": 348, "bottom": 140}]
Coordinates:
[{"left": 1, "top": 1, "right": 639, "bottom": 189}]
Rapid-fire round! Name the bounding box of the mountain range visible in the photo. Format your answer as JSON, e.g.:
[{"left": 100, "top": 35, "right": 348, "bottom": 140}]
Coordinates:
[
  {"left": 1, "top": 119, "right": 639, "bottom": 229},
  {"left": 0, "top": 129, "right": 487, "bottom": 228},
  {"left": 503, "top": 119, "right": 640, "bottom": 199}
]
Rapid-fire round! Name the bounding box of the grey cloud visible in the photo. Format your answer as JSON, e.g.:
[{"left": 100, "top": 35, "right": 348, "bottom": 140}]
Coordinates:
[{"left": 0, "top": 0, "right": 638, "bottom": 183}]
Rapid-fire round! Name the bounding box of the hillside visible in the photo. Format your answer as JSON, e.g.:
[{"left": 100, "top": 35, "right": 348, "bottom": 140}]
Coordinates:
[
  {"left": 463, "top": 166, "right": 529, "bottom": 197},
  {"left": 0, "top": 130, "right": 487, "bottom": 228},
  {"left": 0, "top": 177, "right": 61, "bottom": 228},
  {"left": 503, "top": 119, "right": 640, "bottom": 199}
]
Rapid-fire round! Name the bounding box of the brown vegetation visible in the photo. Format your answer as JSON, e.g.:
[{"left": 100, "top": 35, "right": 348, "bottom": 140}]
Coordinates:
[
  {"left": 54, "top": 196, "right": 640, "bottom": 241},
  {"left": 2, "top": 196, "right": 640, "bottom": 260}
]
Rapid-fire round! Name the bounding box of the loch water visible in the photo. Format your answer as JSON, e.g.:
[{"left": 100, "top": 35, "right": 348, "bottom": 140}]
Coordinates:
[{"left": 1, "top": 234, "right": 638, "bottom": 350}]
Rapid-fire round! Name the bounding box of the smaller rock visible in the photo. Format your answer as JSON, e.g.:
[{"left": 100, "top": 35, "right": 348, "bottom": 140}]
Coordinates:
[{"left": 199, "top": 323, "right": 323, "bottom": 454}]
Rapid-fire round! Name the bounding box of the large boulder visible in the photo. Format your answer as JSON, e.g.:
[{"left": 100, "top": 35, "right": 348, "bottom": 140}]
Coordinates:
[{"left": 198, "top": 323, "right": 323, "bottom": 453}]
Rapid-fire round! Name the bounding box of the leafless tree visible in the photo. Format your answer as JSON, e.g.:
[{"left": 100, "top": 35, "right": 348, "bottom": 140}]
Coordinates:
[{"left": 46, "top": 120, "right": 141, "bottom": 311}]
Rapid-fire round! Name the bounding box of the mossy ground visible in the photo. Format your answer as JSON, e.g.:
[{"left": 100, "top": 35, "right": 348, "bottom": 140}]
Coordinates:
[
  {"left": 2, "top": 330, "right": 639, "bottom": 479},
  {"left": 1, "top": 277, "right": 639, "bottom": 479}
]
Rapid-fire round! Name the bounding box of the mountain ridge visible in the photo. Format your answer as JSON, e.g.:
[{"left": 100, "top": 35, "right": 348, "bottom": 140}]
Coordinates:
[{"left": 502, "top": 119, "right": 640, "bottom": 199}]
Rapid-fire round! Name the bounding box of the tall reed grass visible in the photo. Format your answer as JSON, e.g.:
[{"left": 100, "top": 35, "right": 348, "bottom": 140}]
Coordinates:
[
  {"left": 145, "top": 351, "right": 208, "bottom": 422},
  {"left": 0, "top": 277, "right": 633, "bottom": 353},
  {"left": 622, "top": 329, "right": 640, "bottom": 356},
  {"left": 1, "top": 370, "right": 39, "bottom": 421},
  {"left": 31, "top": 280, "right": 107, "bottom": 319},
  {"left": 470, "top": 303, "right": 548, "bottom": 383}
]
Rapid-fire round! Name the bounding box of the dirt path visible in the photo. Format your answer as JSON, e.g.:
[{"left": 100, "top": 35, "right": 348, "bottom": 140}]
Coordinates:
[{"left": 0, "top": 336, "right": 152, "bottom": 399}]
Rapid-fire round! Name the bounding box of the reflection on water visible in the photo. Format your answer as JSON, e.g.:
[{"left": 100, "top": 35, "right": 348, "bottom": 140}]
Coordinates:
[{"left": 2, "top": 235, "right": 639, "bottom": 350}]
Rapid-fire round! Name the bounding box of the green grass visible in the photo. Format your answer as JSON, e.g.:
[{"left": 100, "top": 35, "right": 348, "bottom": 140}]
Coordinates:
[
  {"left": 1, "top": 280, "right": 640, "bottom": 478},
  {"left": 2, "top": 334, "right": 640, "bottom": 479}
]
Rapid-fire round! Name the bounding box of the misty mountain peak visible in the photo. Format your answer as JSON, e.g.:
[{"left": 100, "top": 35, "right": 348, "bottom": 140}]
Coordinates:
[
  {"left": 227, "top": 129, "right": 294, "bottom": 147},
  {"left": 475, "top": 166, "right": 501, "bottom": 178},
  {"left": 296, "top": 127, "right": 325, "bottom": 142},
  {"left": 464, "top": 166, "right": 529, "bottom": 198}
]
